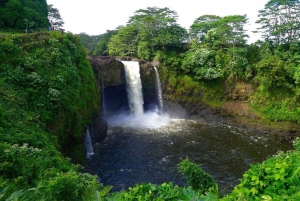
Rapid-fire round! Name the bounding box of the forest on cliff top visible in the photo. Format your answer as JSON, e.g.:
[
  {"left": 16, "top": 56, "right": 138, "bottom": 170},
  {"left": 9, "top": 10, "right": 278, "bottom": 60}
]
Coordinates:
[{"left": 88, "top": 1, "right": 300, "bottom": 124}]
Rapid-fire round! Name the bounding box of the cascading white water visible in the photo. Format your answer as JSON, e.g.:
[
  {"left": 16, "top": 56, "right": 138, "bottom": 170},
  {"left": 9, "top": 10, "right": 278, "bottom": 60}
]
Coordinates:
[
  {"left": 106, "top": 61, "right": 170, "bottom": 128},
  {"left": 121, "top": 61, "right": 144, "bottom": 115},
  {"left": 153, "top": 67, "right": 164, "bottom": 112},
  {"left": 84, "top": 129, "right": 94, "bottom": 157}
]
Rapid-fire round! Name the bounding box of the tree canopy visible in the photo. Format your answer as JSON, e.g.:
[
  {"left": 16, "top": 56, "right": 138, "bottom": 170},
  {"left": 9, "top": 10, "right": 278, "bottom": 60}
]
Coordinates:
[
  {"left": 108, "top": 7, "right": 187, "bottom": 60},
  {"left": 93, "top": 30, "right": 119, "bottom": 56},
  {"left": 108, "top": 25, "right": 138, "bottom": 57},
  {"left": 48, "top": 4, "right": 64, "bottom": 30},
  {"left": 190, "top": 14, "right": 248, "bottom": 49},
  {"left": 189, "top": 15, "right": 221, "bottom": 42},
  {"left": 256, "top": 0, "right": 300, "bottom": 44},
  {"left": 0, "top": 0, "right": 49, "bottom": 30}
]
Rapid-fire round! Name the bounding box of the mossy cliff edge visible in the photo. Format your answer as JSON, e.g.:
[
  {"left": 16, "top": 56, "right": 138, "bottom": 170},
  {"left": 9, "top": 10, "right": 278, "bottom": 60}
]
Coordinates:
[
  {"left": 158, "top": 65, "right": 300, "bottom": 142},
  {"left": 0, "top": 31, "right": 107, "bottom": 200}
]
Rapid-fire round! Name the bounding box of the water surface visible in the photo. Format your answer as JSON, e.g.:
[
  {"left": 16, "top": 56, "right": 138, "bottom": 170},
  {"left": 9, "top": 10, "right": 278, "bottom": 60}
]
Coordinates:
[{"left": 88, "top": 119, "right": 291, "bottom": 193}]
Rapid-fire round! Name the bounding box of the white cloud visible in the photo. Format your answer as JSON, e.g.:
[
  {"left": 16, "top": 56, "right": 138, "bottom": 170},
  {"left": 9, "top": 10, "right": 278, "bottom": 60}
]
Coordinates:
[{"left": 47, "top": 0, "right": 269, "bottom": 43}]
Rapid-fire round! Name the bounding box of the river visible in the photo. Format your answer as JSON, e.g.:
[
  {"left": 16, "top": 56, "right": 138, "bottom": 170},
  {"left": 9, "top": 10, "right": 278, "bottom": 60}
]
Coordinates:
[{"left": 87, "top": 118, "right": 291, "bottom": 193}]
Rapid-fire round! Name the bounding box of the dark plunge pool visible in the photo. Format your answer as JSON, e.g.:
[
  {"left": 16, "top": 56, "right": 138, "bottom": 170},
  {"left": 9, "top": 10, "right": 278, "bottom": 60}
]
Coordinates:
[{"left": 88, "top": 119, "right": 292, "bottom": 193}]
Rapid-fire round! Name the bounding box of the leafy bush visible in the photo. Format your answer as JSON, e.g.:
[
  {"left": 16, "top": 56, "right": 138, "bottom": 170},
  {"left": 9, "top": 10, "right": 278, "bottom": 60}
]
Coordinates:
[
  {"left": 106, "top": 182, "right": 207, "bottom": 201},
  {"left": 178, "top": 158, "right": 215, "bottom": 194},
  {"left": 0, "top": 31, "right": 101, "bottom": 200},
  {"left": 181, "top": 44, "right": 223, "bottom": 80},
  {"left": 0, "top": 31, "right": 99, "bottom": 149},
  {"left": 155, "top": 50, "right": 184, "bottom": 72},
  {"left": 42, "top": 171, "right": 102, "bottom": 201},
  {"left": 104, "top": 159, "right": 219, "bottom": 200},
  {"left": 222, "top": 138, "right": 300, "bottom": 200},
  {"left": 254, "top": 55, "right": 293, "bottom": 89}
]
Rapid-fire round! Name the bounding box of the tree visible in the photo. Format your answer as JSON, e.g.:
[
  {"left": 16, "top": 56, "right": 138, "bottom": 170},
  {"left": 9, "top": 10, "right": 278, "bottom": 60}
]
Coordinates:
[
  {"left": 155, "top": 24, "right": 188, "bottom": 50},
  {"left": 256, "top": 0, "right": 300, "bottom": 44},
  {"left": 127, "top": 7, "right": 187, "bottom": 59},
  {"left": 93, "top": 29, "right": 118, "bottom": 55},
  {"left": 190, "top": 14, "right": 248, "bottom": 49},
  {"left": 186, "top": 15, "right": 249, "bottom": 80},
  {"left": 181, "top": 40, "right": 223, "bottom": 80},
  {"left": 0, "top": 0, "right": 22, "bottom": 28},
  {"left": 0, "top": 0, "right": 49, "bottom": 30},
  {"left": 202, "top": 15, "right": 248, "bottom": 49},
  {"left": 48, "top": 4, "right": 64, "bottom": 30},
  {"left": 189, "top": 15, "right": 221, "bottom": 42},
  {"left": 128, "top": 7, "right": 179, "bottom": 37},
  {"left": 78, "top": 33, "right": 101, "bottom": 54},
  {"left": 106, "top": 7, "right": 187, "bottom": 60},
  {"left": 218, "top": 15, "right": 249, "bottom": 49},
  {"left": 108, "top": 25, "right": 139, "bottom": 57}
]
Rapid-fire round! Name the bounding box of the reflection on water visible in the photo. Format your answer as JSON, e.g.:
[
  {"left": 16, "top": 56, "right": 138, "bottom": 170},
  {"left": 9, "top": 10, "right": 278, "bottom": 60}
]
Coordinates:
[{"left": 88, "top": 119, "right": 292, "bottom": 193}]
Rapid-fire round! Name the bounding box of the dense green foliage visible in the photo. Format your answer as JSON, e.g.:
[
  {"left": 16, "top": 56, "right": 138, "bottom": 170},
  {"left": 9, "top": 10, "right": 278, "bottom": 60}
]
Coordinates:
[
  {"left": 256, "top": 0, "right": 300, "bottom": 44},
  {"left": 1, "top": 0, "right": 300, "bottom": 200},
  {"left": 223, "top": 138, "right": 300, "bottom": 200},
  {"left": 250, "top": 41, "right": 300, "bottom": 122},
  {"left": 105, "top": 183, "right": 204, "bottom": 201},
  {"left": 79, "top": 30, "right": 119, "bottom": 55},
  {"left": 178, "top": 158, "right": 215, "bottom": 194},
  {"left": 79, "top": 32, "right": 103, "bottom": 54},
  {"left": 93, "top": 30, "right": 118, "bottom": 56},
  {"left": 102, "top": 159, "right": 218, "bottom": 201},
  {"left": 97, "top": 2, "right": 300, "bottom": 198},
  {"left": 107, "top": 7, "right": 187, "bottom": 60},
  {"left": 0, "top": 31, "right": 103, "bottom": 200},
  {"left": 102, "top": 2, "right": 300, "bottom": 123},
  {"left": 0, "top": 0, "right": 49, "bottom": 31}
]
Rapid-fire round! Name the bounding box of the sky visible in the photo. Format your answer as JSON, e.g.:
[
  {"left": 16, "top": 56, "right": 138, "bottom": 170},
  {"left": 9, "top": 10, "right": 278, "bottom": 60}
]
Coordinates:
[{"left": 46, "top": 0, "right": 269, "bottom": 43}]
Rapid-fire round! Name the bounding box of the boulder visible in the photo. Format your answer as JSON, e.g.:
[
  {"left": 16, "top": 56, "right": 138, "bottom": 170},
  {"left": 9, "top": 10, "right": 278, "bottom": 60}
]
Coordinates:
[{"left": 89, "top": 115, "right": 108, "bottom": 144}]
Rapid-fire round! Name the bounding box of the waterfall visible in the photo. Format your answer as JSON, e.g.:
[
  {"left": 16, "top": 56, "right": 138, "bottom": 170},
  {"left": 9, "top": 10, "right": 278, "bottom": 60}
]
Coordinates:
[
  {"left": 101, "top": 67, "right": 106, "bottom": 115},
  {"left": 106, "top": 61, "right": 170, "bottom": 128},
  {"left": 84, "top": 129, "right": 94, "bottom": 157},
  {"left": 153, "top": 66, "right": 164, "bottom": 112},
  {"left": 121, "top": 61, "right": 144, "bottom": 115}
]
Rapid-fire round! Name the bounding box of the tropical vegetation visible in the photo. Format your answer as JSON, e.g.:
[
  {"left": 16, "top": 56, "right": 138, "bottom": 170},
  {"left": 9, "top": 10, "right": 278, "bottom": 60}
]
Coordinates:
[
  {"left": 0, "top": 0, "right": 49, "bottom": 31},
  {"left": 93, "top": 0, "right": 300, "bottom": 124},
  {"left": 0, "top": 0, "right": 300, "bottom": 200}
]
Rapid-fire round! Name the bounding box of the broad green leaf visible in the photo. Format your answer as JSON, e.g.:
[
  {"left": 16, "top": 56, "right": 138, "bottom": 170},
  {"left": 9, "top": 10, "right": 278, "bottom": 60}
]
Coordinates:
[
  {"left": 274, "top": 174, "right": 280, "bottom": 180},
  {"left": 262, "top": 195, "right": 272, "bottom": 200}
]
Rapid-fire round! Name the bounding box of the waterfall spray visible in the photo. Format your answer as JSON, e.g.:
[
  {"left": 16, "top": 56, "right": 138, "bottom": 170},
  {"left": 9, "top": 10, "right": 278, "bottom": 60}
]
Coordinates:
[
  {"left": 153, "top": 66, "right": 164, "bottom": 112},
  {"left": 106, "top": 61, "right": 170, "bottom": 128}
]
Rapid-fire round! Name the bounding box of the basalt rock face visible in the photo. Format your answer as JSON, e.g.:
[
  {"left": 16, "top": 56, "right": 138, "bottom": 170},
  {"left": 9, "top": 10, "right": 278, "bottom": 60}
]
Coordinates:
[
  {"left": 89, "top": 56, "right": 158, "bottom": 112},
  {"left": 89, "top": 56, "right": 128, "bottom": 112},
  {"left": 87, "top": 56, "right": 120, "bottom": 143},
  {"left": 89, "top": 56, "right": 126, "bottom": 87},
  {"left": 89, "top": 115, "right": 108, "bottom": 144},
  {"left": 140, "top": 61, "right": 158, "bottom": 111}
]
